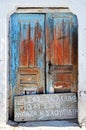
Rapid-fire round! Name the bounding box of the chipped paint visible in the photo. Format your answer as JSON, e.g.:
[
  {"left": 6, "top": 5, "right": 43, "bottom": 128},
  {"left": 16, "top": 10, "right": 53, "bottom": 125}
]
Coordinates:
[
  {"left": 9, "top": 9, "right": 78, "bottom": 120},
  {"left": 46, "top": 13, "right": 78, "bottom": 93}
]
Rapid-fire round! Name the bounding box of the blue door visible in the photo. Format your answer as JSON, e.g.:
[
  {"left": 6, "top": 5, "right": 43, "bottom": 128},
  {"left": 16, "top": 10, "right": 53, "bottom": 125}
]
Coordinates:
[
  {"left": 9, "top": 13, "right": 45, "bottom": 118},
  {"left": 9, "top": 12, "right": 78, "bottom": 119}
]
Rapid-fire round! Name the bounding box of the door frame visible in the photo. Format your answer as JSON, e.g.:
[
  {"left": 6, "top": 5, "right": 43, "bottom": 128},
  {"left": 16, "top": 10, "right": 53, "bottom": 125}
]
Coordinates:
[{"left": 8, "top": 7, "right": 78, "bottom": 121}]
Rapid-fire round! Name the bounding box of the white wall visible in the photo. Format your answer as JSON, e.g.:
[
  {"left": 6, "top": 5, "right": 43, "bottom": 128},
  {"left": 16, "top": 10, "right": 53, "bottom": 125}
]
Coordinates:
[{"left": 0, "top": 0, "right": 86, "bottom": 126}]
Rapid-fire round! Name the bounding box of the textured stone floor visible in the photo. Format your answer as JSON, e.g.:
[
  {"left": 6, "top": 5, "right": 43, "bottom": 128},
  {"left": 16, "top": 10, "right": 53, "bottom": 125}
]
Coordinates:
[{"left": 0, "top": 120, "right": 85, "bottom": 130}]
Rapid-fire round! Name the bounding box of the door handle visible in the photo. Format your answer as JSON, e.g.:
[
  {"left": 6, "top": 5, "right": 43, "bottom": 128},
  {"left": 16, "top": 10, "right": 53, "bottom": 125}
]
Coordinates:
[{"left": 48, "top": 60, "right": 52, "bottom": 74}]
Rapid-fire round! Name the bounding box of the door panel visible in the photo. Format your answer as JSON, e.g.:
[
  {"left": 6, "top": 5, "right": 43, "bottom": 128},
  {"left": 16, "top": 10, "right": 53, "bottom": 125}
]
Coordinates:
[
  {"left": 10, "top": 14, "right": 45, "bottom": 98},
  {"left": 18, "top": 68, "right": 40, "bottom": 94},
  {"left": 18, "top": 14, "right": 45, "bottom": 94},
  {"left": 46, "top": 13, "right": 78, "bottom": 93}
]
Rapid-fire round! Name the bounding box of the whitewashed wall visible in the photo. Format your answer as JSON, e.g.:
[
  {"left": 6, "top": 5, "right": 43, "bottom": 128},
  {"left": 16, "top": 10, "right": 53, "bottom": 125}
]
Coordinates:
[{"left": 0, "top": 0, "right": 86, "bottom": 126}]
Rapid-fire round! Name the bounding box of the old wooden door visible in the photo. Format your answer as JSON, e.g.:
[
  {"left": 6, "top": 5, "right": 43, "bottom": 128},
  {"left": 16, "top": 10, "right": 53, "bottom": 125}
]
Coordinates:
[
  {"left": 9, "top": 13, "right": 45, "bottom": 115},
  {"left": 46, "top": 13, "right": 78, "bottom": 93},
  {"left": 10, "top": 12, "right": 78, "bottom": 118}
]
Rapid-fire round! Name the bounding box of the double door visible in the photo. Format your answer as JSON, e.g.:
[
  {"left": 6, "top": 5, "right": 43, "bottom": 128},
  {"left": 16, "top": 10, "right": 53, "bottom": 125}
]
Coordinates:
[{"left": 10, "top": 13, "right": 78, "bottom": 96}]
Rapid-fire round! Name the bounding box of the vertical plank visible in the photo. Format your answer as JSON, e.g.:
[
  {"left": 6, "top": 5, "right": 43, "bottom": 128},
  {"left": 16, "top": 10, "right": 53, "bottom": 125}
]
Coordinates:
[
  {"left": 29, "top": 40, "right": 35, "bottom": 67},
  {"left": 71, "top": 15, "right": 78, "bottom": 92},
  {"left": 10, "top": 14, "right": 20, "bottom": 88},
  {"left": 20, "top": 40, "right": 29, "bottom": 67},
  {"left": 46, "top": 14, "right": 54, "bottom": 93},
  {"left": 54, "top": 27, "right": 58, "bottom": 65},
  {"left": 54, "top": 18, "right": 64, "bottom": 65},
  {"left": 34, "top": 22, "right": 38, "bottom": 67},
  {"left": 63, "top": 19, "right": 70, "bottom": 65},
  {"left": 71, "top": 15, "right": 78, "bottom": 69},
  {"left": 46, "top": 16, "right": 54, "bottom": 64},
  {"left": 20, "top": 24, "right": 30, "bottom": 67},
  {"left": 29, "top": 21, "right": 35, "bottom": 67},
  {"left": 9, "top": 13, "right": 20, "bottom": 118},
  {"left": 34, "top": 21, "right": 43, "bottom": 68},
  {"left": 58, "top": 19, "right": 64, "bottom": 65},
  {"left": 37, "top": 19, "right": 45, "bottom": 93}
]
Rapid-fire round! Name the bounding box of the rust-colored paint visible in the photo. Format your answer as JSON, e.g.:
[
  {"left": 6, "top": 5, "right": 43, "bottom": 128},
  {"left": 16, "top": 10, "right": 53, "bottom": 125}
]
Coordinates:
[
  {"left": 54, "top": 73, "right": 73, "bottom": 81},
  {"left": 20, "top": 23, "right": 42, "bottom": 67},
  {"left": 20, "top": 40, "right": 29, "bottom": 67},
  {"left": 54, "top": 27, "right": 58, "bottom": 65},
  {"left": 63, "top": 21, "right": 70, "bottom": 65},
  {"left": 20, "top": 24, "right": 30, "bottom": 67},
  {"left": 63, "top": 36, "right": 70, "bottom": 64},
  {"left": 62, "top": 20, "right": 71, "bottom": 65},
  {"left": 53, "top": 65, "right": 73, "bottom": 72},
  {"left": 54, "top": 26, "right": 64, "bottom": 65},
  {"left": 29, "top": 40, "right": 35, "bottom": 66},
  {"left": 18, "top": 68, "right": 39, "bottom": 74},
  {"left": 20, "top": 24, "right": 35, "bottom": 67},
  {"left": 53, "top": 21, "right": 71, "bottom": 65}
]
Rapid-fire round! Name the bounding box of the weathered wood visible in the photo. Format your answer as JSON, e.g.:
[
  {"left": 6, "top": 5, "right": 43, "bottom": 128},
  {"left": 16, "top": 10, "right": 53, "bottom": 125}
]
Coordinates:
[
  {"left": 52, "top": 65, "right": 73, "bottom": 72},
  {"left": 53, "top": 73, "right": 73, "bottom": 81},
  {"left": 14, "top": 93, "right": 77, "bottom": 121},
  {"left": 46, "top": 13, "right": 78, "bottom": 93},
  {"left": 10, "top": 12, "right": 78, "bottom": 120},
  {"left": 17, "top": 67, "right": 40, "bottom": 94},
  {"left": 18, "top": 68, "right": 39, "bottom": 74},
  {"left": 20, "top": 74, "right": 37, "bottom": 84}
]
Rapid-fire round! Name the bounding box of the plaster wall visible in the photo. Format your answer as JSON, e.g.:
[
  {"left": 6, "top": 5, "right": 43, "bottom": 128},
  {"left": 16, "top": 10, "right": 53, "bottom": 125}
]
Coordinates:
[{"left": 0, "top": 0, "right": 86, "bottom": 127}]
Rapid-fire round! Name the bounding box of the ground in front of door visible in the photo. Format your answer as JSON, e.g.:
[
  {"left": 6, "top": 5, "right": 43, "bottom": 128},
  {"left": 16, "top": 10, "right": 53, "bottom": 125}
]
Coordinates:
[{"left": 0, "top": 120, "right": 85, "bottom": 130}]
